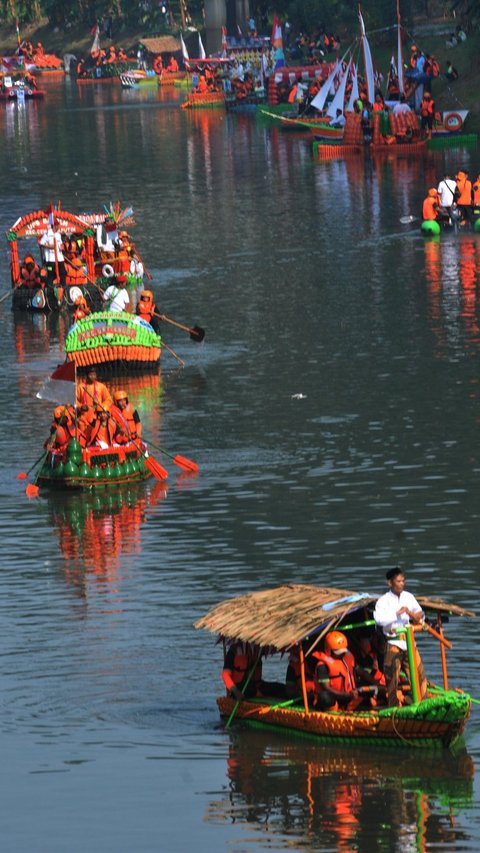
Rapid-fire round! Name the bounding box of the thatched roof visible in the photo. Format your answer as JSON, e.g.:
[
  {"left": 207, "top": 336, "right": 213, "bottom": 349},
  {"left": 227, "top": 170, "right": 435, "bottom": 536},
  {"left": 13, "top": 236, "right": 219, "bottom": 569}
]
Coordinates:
[
  {"left": 140, "top": 36, "right": 181, "bottom": 54},
  {"left": 194, "top": 584, "right": 474, "bottom": 650}
]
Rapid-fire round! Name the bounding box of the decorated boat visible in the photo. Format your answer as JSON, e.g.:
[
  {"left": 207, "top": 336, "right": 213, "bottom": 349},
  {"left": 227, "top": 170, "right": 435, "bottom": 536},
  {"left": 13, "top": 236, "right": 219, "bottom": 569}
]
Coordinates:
[
  {"left": 37, "top": 437, "right": 153, "bottom": 490},
  {"left": 0, "top": 71, "right": 44, "bottom": 100},
  {"left": 7, "top": 202, "right": 145, "bottom": 313},
  {"left": 119, "top": 69, "right": 159, "bottom": 88},
  {"left": 65, "top": 311, "right": 161, "bottom": 377},
  {"left": 195, "top": 584, "right": 474, "bottom": 748}
]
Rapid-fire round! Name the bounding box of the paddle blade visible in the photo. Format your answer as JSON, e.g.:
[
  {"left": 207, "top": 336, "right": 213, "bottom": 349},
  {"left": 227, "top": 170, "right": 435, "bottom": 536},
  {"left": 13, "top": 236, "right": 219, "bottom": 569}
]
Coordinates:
[
  {"left": 17, "top": 472, "right": 27, "bottom": 480},
  {"left": 173, "top": 454, "right": 199, "bottom": 474},
  {"left": 145, "top": 455, "right": 168, "bottom": 481},
  {"left": 189, "top": 325, "right": 205, "bottom": 343},
  {"left": 25, "top": 483, "right": 40, "bottom": 498}
]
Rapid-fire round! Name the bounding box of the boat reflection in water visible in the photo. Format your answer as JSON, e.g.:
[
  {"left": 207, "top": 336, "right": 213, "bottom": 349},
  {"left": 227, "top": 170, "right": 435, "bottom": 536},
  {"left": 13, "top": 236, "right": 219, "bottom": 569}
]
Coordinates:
[
  {"left": 48, "top": 480, "right": 167, "bottom": 590},
  {"left": 206, "top": 731, "right": 474, "bottom": 852}
]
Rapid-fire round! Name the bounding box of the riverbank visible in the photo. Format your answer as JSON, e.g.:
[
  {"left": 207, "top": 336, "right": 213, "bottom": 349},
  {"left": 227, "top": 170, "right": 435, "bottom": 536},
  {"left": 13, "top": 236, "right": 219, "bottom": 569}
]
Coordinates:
[{"left": 0, "top": 19, "right": 478, "bottom": 133}]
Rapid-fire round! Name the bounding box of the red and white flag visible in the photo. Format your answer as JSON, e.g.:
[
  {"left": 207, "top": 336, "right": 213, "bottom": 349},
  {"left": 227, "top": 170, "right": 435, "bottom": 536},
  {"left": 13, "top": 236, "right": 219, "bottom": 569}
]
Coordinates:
[
  {"left": 36, "top": 360, "right": 76, "bottom": 406},
  {"left": 221, "top": 26, "right": 228, "bottom": 58}
]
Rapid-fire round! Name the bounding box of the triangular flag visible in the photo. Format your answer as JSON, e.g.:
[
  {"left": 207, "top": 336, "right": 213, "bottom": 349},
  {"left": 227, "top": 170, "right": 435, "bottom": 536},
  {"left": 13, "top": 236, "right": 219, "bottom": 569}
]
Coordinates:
[
  {"left": 221, "top": 26, "right": 228, "bottom": 58},
  {"left": 198, "top": 32, "right": 206, "bottom": 59},
  {"left": 36, "top": 360, "right": 76, "bottom": 405},
  {"left": 90, "top": 23, "right": 100, "bottom": 56},
  {"left": 180, "top": 34, "right": 189, "bottom": 62}
]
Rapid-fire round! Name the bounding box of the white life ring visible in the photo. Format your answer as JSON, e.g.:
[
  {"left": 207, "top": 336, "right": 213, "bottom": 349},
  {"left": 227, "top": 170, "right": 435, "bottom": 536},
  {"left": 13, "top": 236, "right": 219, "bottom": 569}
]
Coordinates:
[
  {"left": 444, "top": 112, "right": 463, "bottom": 133},
  {"left": 68, "top": 285, "right": 83, "bottom": 304},
  {"left": 102, "top": 263, "right": 115, "bottom": 278}
]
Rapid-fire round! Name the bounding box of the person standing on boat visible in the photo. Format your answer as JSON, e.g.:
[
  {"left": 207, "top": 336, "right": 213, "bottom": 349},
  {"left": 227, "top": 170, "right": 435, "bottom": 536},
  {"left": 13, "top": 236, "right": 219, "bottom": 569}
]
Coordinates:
[
  {"left": 437, "top": 173, "right": 457, "bottom": 219},
  {"left": 103, "top": 274, "right": 130, "bottom": 313},
  {"left": 39, "top": 227, "right": 65, "bottom": 284},
  {"left": 76, "top": 367, "right": 112, "bottom": 420},
  {"left": 374, "top": 567, "right": 427, "bottom": 707}
]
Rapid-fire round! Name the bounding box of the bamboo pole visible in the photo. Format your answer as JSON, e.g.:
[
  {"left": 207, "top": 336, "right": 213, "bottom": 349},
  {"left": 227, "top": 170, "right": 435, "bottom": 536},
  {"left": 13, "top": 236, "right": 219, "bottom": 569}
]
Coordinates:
[
  {"left": 406, "top": 625, "right": 421, "bottom": 703},
  {"left": 299, "top": 645, "right": 309, "bottom": 714}
]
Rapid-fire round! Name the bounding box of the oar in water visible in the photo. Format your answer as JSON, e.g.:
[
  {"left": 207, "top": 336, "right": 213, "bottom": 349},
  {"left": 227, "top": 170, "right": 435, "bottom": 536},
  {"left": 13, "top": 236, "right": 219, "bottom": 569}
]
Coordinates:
[
  {"left": 400, "top": 215, "right": 419, "bottom": 224},
  {"left": 142, "top": 437, "right": 199, "bottom": 474},
  {"left": 153, "top": 311, "right": 205, "bottom": 343},
  {"left": 0, "top": 289, "right": 14, "bottom": 306},
  {"left": 82, "top": 390, "right": 169, "bottom": 481},
  {"left": 17, "top": 448, "right": 49, "bottom": 480},
  {"left": 161, "top": 340, "right": 185, "bottom": 367}
]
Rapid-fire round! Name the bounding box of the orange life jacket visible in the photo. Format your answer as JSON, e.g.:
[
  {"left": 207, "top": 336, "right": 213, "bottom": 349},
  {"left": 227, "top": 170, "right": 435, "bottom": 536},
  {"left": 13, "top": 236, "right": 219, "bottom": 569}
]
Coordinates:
[
  {"left": 137, "top": 299, "right": 155, "bottom": 324},
  {"left": 420, "top": 98, "right": 434, "bottom": 117},
  {"left": 222, "top": 644, "right": 262, "bottom": 691},
  {"left": 110, "top": 403, "right": 142, "bottom": 438},
  {"left": 457, "top": 177, "right": 472, "bottom": 206},
  {"left": 287, "top": 651, "right": 316, "bottom": 694},
  {"left": 313, "top": 650, "right": 357, "bottom": 693},
  {"left": 422, "top": 197, "right": 438, "bottom": 220},
  {"left": 473, "top": 180, "right": 480, "bottom": 206},
  {"left": 65, "top": 257, "right": 88, "bottom": 285},
  {"left": 76, "top": 380, "right": 111, "bottom": 412},
  {"left": 89, "top": 418, "right": 118, "bottom": 447}
]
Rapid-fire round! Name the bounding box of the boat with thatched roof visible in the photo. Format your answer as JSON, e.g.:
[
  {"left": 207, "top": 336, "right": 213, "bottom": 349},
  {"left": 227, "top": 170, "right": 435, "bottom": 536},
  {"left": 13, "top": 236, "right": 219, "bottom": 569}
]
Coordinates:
[{"left": 195, "top": 584, "right": 474, "bottom": 748}]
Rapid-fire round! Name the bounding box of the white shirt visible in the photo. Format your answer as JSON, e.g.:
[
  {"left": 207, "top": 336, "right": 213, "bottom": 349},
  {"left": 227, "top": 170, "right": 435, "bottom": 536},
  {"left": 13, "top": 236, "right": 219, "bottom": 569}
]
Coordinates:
[
  {"left": 373, "top": 589, "right": 423, "bottom": 651},
  {"left": 437, "top": 178, "right": 456, "bottom": 207},
  {"left": 392, "top": 102, "right": 411, "bottom": 115},
  {"left": 39, "top": 230, "right": 64, "bottom": 263},
  {"left": 329, "top": 113, "right": 346, "bottom": 128},
  {"left": 103, "top": 284, "right": 130, "bottom": 313},
  {"left": 96, "top": 223, "right": 118, "bottom": 253}
]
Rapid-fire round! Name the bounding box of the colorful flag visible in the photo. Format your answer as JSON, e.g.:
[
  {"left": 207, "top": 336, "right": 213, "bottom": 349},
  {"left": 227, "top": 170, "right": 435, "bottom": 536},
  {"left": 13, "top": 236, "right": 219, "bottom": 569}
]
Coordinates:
[
  {"left": 36, "top": 360, "right": 76, "bottom": 406},
  {"left": 271, "top": 15, "right": 284, "bottom": 68}
]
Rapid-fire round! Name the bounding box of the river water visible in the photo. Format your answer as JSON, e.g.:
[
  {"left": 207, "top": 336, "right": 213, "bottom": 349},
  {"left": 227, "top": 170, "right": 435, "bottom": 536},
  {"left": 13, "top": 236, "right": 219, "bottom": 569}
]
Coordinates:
[{"left": 0, "top": 77, "right": 480, "bottom": 852}]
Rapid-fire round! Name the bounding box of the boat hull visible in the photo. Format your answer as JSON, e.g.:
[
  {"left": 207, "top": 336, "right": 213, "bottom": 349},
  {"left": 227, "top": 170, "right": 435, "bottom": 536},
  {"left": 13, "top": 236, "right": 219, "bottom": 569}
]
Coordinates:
[
  {"left": 218, "top": 689, "right": 471, "bottom": 748},
  {"left": 65, "top": 311, "right": 161, "bottom": 377},
  {"left": 38, "top": 443, "right": 153, "bottom": 490}
]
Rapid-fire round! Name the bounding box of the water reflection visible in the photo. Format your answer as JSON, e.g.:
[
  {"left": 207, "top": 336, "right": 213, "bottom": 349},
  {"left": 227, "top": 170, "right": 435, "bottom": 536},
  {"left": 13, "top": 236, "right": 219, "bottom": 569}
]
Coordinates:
[
  {"left": 423, "top": 235, "right": 480, "bottom": 356},
  {"left": 48, "top": 481, "right": 167, "bottom": 593},
  {"left": 208, "top": 731, "right": 474, "bottom": 852}
]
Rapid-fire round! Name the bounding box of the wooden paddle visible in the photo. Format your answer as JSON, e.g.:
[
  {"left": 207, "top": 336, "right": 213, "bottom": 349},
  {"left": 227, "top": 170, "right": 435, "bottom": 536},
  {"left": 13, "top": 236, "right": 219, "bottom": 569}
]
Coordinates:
[{"left": 153, "top": 311, "right": 205, "bottom": 343}]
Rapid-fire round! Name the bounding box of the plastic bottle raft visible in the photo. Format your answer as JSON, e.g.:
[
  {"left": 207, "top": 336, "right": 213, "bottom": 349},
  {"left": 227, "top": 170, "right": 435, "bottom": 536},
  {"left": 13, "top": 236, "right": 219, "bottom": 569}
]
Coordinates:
[
  {"left": 37, "top": 439, "right": 152, "bottom": 489},
  {"left": 65, "top": 311, "right": 161, "bottom": 377}
]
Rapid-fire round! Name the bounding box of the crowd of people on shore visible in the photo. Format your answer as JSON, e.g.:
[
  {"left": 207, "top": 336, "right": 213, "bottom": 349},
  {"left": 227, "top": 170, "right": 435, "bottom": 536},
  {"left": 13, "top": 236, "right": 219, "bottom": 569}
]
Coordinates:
[{"left": 422, "top": 170, "right": 480, "bottom": 227}]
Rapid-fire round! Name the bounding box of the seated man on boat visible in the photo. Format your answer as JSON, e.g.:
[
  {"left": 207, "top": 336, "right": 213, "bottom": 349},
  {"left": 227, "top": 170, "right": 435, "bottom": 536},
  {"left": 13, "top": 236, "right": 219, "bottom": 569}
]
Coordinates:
[
  {"left": 285, "top": 642, "right": 316, "bottom": 704},
  {"left": 88, "top": 404, "right": 124, "bottom": 449},
  {"left": 110, "top": 390, "right": 142, "bottom": 442},
  {"left": 422, "top": 188, "right": 450, "bottom": 225},
  {"left": 45, "top": 405, "right": 76, "bottom": 458},
  {"left": 76, "top": 367, "right": 112, "bottom": 420},
  {"left": 374, "top": 567, "right": 428, "bottom": 707},
  {"left": 313, "top": 631, "right": 367, "bottom": 711},
  {"left": 19, "top": 254, "right": 42, "bottom": 288},
  {"left": 328, "top": 108, "right": 346, "bottom": 129},
  {"left": 222, "top": 640, "right": 286, "bottom": 702}
]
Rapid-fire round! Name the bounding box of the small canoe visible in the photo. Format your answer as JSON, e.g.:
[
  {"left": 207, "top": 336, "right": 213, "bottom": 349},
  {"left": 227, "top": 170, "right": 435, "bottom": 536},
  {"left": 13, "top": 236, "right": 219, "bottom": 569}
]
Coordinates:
[
  {"left": 38, "top": 439, "right": 152, "bottom": 490},
  {"left": 65, "top": 311, "right": 161, "bottom": 378},
  {"left": 195, "top": 583, "right": 474, "bottom": 748}
]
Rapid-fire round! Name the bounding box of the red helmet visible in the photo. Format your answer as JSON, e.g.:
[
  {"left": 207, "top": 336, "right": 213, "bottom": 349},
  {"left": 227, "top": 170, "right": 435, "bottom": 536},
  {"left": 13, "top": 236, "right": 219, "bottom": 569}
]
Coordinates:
[{"left": 324, "top": 631, "right": 348, "bottom": 655}]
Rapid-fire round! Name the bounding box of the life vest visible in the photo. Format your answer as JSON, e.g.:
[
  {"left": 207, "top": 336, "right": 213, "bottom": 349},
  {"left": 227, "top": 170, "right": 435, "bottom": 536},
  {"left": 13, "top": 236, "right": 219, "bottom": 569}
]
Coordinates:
[
  {"left": 20, "top": 257, "right": 41, "bottom": 287},
  {"left": 89, "top": 418, "right": 118, "bottom": 447},
  {"left": 222, "top": 643, "right": 262, "bottom": 691},
  {"left": 137, "top": 295, "right": 155, "bottom": 323},
  {"left": 65, "top": 257, "right": 88, "bottom": 285},
  {"left": 457, "top": 176, "right": 472, "bottom": 206},
  {"left": 76, "top": 380, "right": 112, "bottom": 412},
  {"left": 473, "top": 180, "right": 480, "bottom": 206},
  {"left": 314, "top": 650, "right": 356, "bottom": 693},
  {"left": 422, "top": 197, "right": 438, "bottom": 220},
  {"left": 110, "top": 403, "right": 142, "bottom": 439},
  {"left": 421, "top": 98, "right": 434, "bottom": 118},
  {"left": 287, "top": 651, "right": 316, "bottom": 694},
  {"left": 287, "top": 84, "right": 298, "bottom": 103}
]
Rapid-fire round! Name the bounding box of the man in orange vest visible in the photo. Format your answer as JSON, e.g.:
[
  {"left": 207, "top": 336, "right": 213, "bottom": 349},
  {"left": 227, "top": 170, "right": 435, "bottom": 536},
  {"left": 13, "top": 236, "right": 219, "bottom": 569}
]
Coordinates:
[
  {"left": 110, "top": 390, "right": 142, "bottom": 441},
  {"left": 420, "top": 91, "right": 435, "bottom": 139},
  {"left": 76, "top": 367, "right": 112, "bottom": 420},
  {"left": 222, "top": 641, "right": 263, "bottom": 701},
  {"left": 88, "top": 405, "right": 121, "bottom": 448},
  {"left": 313, "top": 631, "right": 364, "bottom": 710}
]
